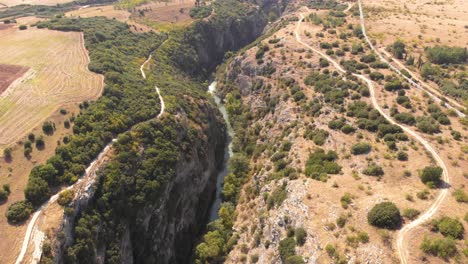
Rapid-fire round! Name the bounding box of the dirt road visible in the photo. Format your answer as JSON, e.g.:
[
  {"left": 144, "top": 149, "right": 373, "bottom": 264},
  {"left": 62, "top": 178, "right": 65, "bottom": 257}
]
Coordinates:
[
  {"left": 295, "top": 8, "right": 450, "bottom": 264},
  {"left": 357, "top": 0, "right": 465, "bottom": 118}
]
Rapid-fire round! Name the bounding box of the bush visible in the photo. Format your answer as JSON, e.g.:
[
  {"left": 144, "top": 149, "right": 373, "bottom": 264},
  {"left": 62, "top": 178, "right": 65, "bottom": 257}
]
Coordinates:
[
  {"left": 397, "top": 151, "right": 408, "bottom": 161},
  {"left": 19, "top": 25, "right": 27, "bottom": 30},
  {"left": 295, "top": 227, "right": 307, "bottom": 246},
  {"left": 453, "top": 188, "right": 468, "bottom": 203},
  {"left": 341, "top": 124, "right": 355, "bottom": 134},
  {"left": 369, "top": 71, "right": 384, "bottom": 81},
  {"left": 351, "top": 142, "right": 371, "bottom": 155},
  {"left": 402, "top": 208, "right": 420, "bottom": 220},
  {"left": 189, "top": 5, "right": 213, "bottom": 19},
  {"left": 6, "top": 200, "right": 33, "bottom": 224},
  {"left": 363, "top": 163, "right": 384, "bottom": 176},
  {"left": 279, "top": 237, "right": 296, "bottom": 260},
  {"left": 57, "top": 189, "right": 74, "bottom": 206},
  {"left": 394, "top": 113, "right": 416, "bottom": 125},
  {"left": 42, "top": 121, "right": 54, "bottom": 135},
  {"left": 420, "top": 236, "right": 457, "bottom": 259},
  {"left": 367, "top": 202, "right": 401, "bottom": 229},
  {"left": 416, "top": 117, "right": 440, "bottom": 134},
  {"left": 285, "top": 255, "right": 304, "bottom": 264},
  {"left": 420, "top": 166, "right": 443, "bottom": 186},
  {"left": 425, "top": 45, "right": 467, "bottom": 64},
  {"left": 305, "top": 148, "right": 341, "bottom": 180},
  {"left": 3, "top": 148, "right": 12, "bottom": 160},
  {"left": 267, "top": 182, "right": 287, "bottom": 210},
  {"left": 432, "top": 217, "right": 464, "bottom": 239}
]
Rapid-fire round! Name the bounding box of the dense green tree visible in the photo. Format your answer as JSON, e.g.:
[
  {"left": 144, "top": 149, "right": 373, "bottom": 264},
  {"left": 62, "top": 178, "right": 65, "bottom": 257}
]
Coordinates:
[
  {"left": 420, "top": 166, "right": 443, "bottom": 186},
  {"left": 367, "top": 202, "right": 401, "bottom": 229},
  {"left": 6, "top": 201, "right": 33, "bottom": 224}
]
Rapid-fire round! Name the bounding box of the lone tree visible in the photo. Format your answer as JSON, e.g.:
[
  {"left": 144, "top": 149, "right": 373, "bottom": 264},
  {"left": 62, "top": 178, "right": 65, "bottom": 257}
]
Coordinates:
[
  {"left": 420, "top": 166, "right": 443, "bottom": 186},
  {"left": 368, "top": 202, "right": 401, "bottom": 229}
]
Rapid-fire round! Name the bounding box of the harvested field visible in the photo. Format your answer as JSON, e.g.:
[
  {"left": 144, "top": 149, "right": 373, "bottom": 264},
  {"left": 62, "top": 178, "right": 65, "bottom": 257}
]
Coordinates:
[
  {"left": 0, "top": 27, "right": 103, "bottom": 149},
  {"left": 0, "top": 0, "right": 72, "bottom": 7},
  {"left": 134, "top": 0, "right": 195, "bottom": 24},
  {"left": 130, "top": 0, "right": 195, "bottom": 31},
  {"left": 0, "top": 64, "right": 29, "bottom": 95}
]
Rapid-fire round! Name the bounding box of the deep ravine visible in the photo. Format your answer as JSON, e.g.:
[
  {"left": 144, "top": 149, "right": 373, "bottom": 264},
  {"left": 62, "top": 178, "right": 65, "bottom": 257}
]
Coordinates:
[{"left": 207, "top": 81, "right": 234, "bottom": 221}]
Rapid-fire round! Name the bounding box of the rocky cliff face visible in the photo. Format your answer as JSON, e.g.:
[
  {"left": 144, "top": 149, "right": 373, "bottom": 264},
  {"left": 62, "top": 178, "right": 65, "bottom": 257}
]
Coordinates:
[{"left": 119, "top": 105, "right": 227, "bottom": 264}]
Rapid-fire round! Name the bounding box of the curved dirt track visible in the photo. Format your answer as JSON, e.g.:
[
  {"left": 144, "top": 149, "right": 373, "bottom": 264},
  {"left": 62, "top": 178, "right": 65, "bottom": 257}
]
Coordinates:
[
  {"left": 357, "top": 0, "right": 465, "bottom": 118},
  {"left": 15, "top": 50, "right": 165, "bottom": 264},
  {"left": 295, "top": 8, "right": 450, "bottom": 264}
]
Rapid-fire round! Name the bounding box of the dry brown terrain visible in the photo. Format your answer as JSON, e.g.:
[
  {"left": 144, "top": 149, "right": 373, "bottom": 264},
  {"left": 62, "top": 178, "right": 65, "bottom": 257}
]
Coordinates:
[
  {"left": 364, "top": 0, "right": 468, "bottom": 47},
  {"left": 0, "top": 64, "right": 29, "bottom": 94},
  {"left": 0, "top": 104, "right": 80, "bottom": 264},
  {"left": 218, "top": 2, "right": 467, "bottom": 263}
]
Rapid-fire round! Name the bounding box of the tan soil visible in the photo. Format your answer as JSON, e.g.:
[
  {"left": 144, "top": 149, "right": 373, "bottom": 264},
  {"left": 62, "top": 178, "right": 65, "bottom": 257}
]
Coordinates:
[{"left": 0, "top": 64, "right": 29, "bottom": 94}]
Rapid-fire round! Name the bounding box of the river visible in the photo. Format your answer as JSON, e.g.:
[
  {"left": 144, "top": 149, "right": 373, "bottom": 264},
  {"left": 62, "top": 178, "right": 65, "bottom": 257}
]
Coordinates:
[{"left": 207, "top": 81, "right": 234, "bottom": 221}]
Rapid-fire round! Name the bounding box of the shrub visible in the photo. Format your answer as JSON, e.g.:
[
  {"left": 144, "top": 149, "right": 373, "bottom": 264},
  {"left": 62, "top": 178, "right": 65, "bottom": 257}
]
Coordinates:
[
  {"left": 295, "top": 227, "right": 307, "bottom": 246},
  {"left": 432, "top": 217, "right": 464, "bottom": 239},
  {"left": 367, "top": 202, "right": 401, "bottom": 229},
  {"left": 420, "top": 166, "right": 443, "bottom": 186},
  {"left": 340, "top": 193, "right": 353, "bottom": 208},
  {"left": 305, "top": 149, "right": 341, "bottom": 180},
  {"left": 384, "top": 80, "right": 403, "bottom": 91},
  {"left": 394, "top": 113, "right": 416, "bottom": 125},
  {"left": 328, "top": 118, "right": 345, "bottom": 130},
  {"left": 369, "top": 71, "right": 384, "bottom": 81},
  {"left": 19, "top": 25, "right": 27, "bottom": 30},
  {"left": 279, "top": 237, "right": 296, "bottom": 260},
  {"left": 6, "top": 200, "right": 33, "bottom": 224},
  {"left": 425, "top": 45, "right": 467, "bottom": 64},
  {"left": 420, "top": 236, "right": 457, "bottom": 259},
  {"left": 335, "top": 214, "right": 347, "bottom": 228},
  {"left": 267, "top": 182, "right": 287, "bottom": 210},
  {"left": 57, "top": 189, "right": 74, "bottom": 206},
  {"left": 341, "top": 124, "right": 355, "bottom": 134},
  {"left": 397, "top": 151, "right": 408, "bottom": 161},
  {"left": 402, "top": 208, "right": 420, "bottom": 220},
  {"left": 36, "top": 136, "right": 45, "bottom": 149},
  {"left": 42, "top": 121, "right": 54, "bottom": 135},
  {"left": 416, "top": 117, "right": 440, "bottom": 134},
  {"left": 362, "top": 163, "right": 384, "bottom": 176},
  {"left": 3, "top": 148, "right": 12, "bottom": 160},
  {"left": 453, "top": 188, "right": 468, "bottom": 203},
  {"left": 285, "top": 255, "right": 304, "bottom": 264},
  {"left": 360, "top": 54, "right": 376, "bottom": 63},
  {"left": 357, "top": 231, "right": 369, "bottom": 243},
  {"left": 351, "top": 142, "right": 371, "bottom": 155},
  {"left": 389, "top": 40, "right": 406, "bottom": 59}
]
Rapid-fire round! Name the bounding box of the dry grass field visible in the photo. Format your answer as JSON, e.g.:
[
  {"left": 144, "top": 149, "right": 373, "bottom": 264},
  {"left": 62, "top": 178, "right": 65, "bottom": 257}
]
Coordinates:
[
  {"left": 0, "top": 26, "right": 103, "bottom": 150},
  {"left": 0, "top": 0, "right": 72, "bottom": 7},
  {"left": 363, "top": 0, "right": 468, "bottom": 47}
]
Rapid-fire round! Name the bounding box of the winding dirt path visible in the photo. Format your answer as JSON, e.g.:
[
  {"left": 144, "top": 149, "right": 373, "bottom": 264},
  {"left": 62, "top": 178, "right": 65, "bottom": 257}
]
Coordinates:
[
  {"left": 295, "top": 8, "right": 450, "bottom": 264},
  {"left": 15, "top": 48, "right": 165, "bottom": 264},
  {"left": 357, "top": 0, "right": 465, "bottom": 117}
]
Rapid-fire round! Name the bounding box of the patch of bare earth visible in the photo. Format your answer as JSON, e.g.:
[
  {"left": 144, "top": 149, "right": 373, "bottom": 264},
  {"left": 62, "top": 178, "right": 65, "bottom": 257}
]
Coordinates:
[{"left": 0, "top": 64, "right": 29, "bottom": 94}]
